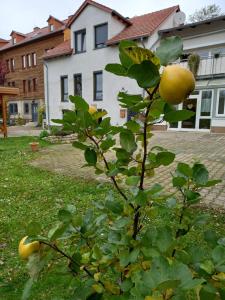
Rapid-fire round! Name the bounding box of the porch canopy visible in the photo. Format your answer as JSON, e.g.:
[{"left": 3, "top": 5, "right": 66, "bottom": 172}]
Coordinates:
[{"left": 0, "top": 87, "right": 19, "bottom": 137}]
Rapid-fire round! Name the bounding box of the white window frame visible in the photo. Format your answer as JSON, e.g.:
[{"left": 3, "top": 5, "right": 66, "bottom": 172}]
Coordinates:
[
  {"left": 199, "top": 89, "right": 214, "bottom": 119},
  {"left": 216, "top": 88, "right": 225, "bottom": 117},
  {"left": 32, "top": 53, "right": 37, "bottom": 66},
  {"left": 27, "top": 54, "right": 31, "bottom": 67},
  {"left": 22, "top": 55, "right": 26, "bottom": 68}
]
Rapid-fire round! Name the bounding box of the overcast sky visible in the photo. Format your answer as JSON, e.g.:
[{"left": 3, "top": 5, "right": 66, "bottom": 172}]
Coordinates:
[{"left": 1, "top": 0, "right": 225, "bottom": 39}]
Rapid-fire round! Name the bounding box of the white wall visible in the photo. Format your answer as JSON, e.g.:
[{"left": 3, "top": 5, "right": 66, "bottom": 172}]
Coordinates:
[{"left": 46, "top": 5, "right": 176, "bottom": 126}]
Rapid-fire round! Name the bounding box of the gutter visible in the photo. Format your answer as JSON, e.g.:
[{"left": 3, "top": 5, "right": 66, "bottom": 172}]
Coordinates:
[{"left": 43, "top": 61, "right": 50, "bottom": 128}]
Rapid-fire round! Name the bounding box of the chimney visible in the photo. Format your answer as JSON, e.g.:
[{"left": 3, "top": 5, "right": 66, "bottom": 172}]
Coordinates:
[{"left": 33, "top": 27, "right": 40, "bottom": 32}]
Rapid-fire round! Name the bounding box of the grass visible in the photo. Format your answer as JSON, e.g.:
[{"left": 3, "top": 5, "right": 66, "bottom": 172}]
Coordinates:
[
  {"left": 0, "top": 137, "right": 225, "bottom": 299},
  {"left": 0, "top": 137, "right": 111, "bottom": 299}
]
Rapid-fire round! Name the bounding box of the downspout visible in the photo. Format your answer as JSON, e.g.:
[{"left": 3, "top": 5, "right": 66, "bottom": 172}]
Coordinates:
[{"left": 43, "top": 61, "right": 50, "bottom": 128}]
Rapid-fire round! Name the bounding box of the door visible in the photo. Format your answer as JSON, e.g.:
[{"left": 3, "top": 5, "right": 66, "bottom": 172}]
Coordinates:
[
  {"left": 31, "top": 102, "right": 38, "bottom": 122},
  {"left": 168, "top": 90, "right": 212, "bottom": 131},
  {"left": 181, "top": 96, "right": 197, "bottom": 129}
]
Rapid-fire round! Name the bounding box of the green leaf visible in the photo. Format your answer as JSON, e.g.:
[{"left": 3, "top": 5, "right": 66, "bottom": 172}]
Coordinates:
[
  {"left": 156, "top": 36, "right": 183, "bottom": 66},
  {"left": 156, "top": 151, "right": 175, "bottom": 166},
  {"left": 125, "top": 176, "right": 140, "bottom": 186},
  {"left": 84, "top": 148, "right": 97, "bottom": 166},
  {"left": 48, "top": 224, "right": 68, "bottom": 241},
  {"left": 105, "top": 63, "right": 127, "bottom": 76},
  {"left": 173, "top": 176, "right": 187, "bottom": 187},
  {"left": 125, "top": 120, "right": 141, "bottom": 133},
  {"left": 105, "top": 199, "right": 124, "bottom": 215},
  {"left": 200, "top": 260, "right": 214, "bottom": 274},
  {"left": 100, "top": 137, "right": 116, "bottom": 151},
  {"left": 73, "top": 141, "right": 88, "bottom": 150},
  {"left": 87, "top": 293, "right": 103, "bottom": 300},
  {"left": 120, "top": 130, "right": 137, "bottom": 153},
  {"left": 177, "top": 162, "right": 193, "bottom": 178},
  {"left": 164, "top": 110, "right": 195, "bottom": 123},
  {"left": 119, "top": 40, "right": 137, "bottom": 69},
  {"left": 128, "top": 60, "right": 160, "bottom": 88},
  {"left": 123, "top": 46, "right": 160, "bottom": 67},
  {"left": 51, "top": 119, "right": 64, "bottom": 124},
  {"left": 200, "top": 284, "right": 218, "bottom": 300},
  {"left": 192, "top": 163, "right": 209, "bottom": 186},
  {"left": 180, "top": 278, "right": 205, "bottom": 290},
  {"left": 204, "top": 230, "right": 219, "bottom": 248},
  {"left": 69, "top": 95, "right": 89, "bottom": 111},
  {"left": 121, "top": 280, "right": 133, "bottom": 292},
  {"left": 58, "top": 209, "right": 72, "bottom": 223},
  {"left": 156, "top": 227, "right": 174, "bottom": 253},
  {"left": 202, "top": 179, "right": 222, "bottom": 187},
  {"left": 194, "top": 213, "right": 210, "bottom": 225},
  {"left": 212, "top": 245, "right": 225, "bottom": 265}
]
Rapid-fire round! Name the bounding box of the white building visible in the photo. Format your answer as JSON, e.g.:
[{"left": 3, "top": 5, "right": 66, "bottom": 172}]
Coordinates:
[
  {"left": 44, "top": 0, "right": 225, "bottom": 133},
  {"left": 159, "top": 16, "right": 225, "bottom": 133},
  {"left": 43, "top": 0, "right": 180, "bottom": 126}
]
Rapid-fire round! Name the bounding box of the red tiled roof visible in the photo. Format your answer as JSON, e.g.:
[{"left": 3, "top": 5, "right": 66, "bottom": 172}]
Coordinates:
[
  {"left": 67, "top": 0, "right": 131, "bottom": 28},
  {"left": 10, "top": 30, "right": 26, "bottom": 37},
  {"left": 107, "top": 5, "right": 180, "bottom": 45},
  {"left": 0, "top": 38, "right": 8, "bottom": 43},
  {"left": 0, "top": 18, "right": 68, "bottom": 52},
  {"left": 43, "top": 40, "right": 72, "bottom": 60}
]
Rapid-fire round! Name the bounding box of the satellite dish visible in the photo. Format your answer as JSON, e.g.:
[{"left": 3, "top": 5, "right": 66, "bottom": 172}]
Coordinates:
[{"left": 173, "top": 11, "right": 186, "bottom": 26}]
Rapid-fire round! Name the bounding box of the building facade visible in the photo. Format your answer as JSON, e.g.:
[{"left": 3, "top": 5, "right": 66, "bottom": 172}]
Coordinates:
[
  {"left": 159, "top": 16, "right": 225, "bottom": 133},
  {"left": 43, "top": 0, "right": 180, "bottom": 126},
  {"left": 0, "top": 16, "right": 69, "bottom": 124}
]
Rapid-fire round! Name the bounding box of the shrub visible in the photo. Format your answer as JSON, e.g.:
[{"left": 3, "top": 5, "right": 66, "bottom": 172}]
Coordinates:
[
  {"left": 22, "top": 37, "right": 224, "bottom": 300},
  {"left": 39, "top": 130, "right": 49, "bottom": 139}
]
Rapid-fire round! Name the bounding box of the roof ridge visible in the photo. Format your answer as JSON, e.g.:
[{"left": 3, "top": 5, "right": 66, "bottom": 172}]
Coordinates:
[
  {"left": 67, "top": 0, "right": 131, "bottom": 28},
  {"left": 130, "top": 5, "right": 179, "bottom": 20}
]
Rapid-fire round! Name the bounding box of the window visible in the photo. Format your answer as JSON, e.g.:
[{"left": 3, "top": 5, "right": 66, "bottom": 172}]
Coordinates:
[
  {"left": 13, "top": 37, "right": 16, "bottom": 45},
  {"left": 50, "top": 24, "right": 54, "bottom": 32},
  {"left": 28, "top": 79, "right": 31, "bottom": 92},
  {"left": 6, "top": 60, "right": 10, "bottom": 72},
  {"left": 33, "top": 78, "right": 37, "bottom": 91},
  {"left": 74, "top": 29, "right": 86, "bottom": 53},
  {"left": 217, "top": 89, "right": 225, "bottom": 116},
  {"left": 23, "top": 80, "right": 26, "bottom": 93},
  {"left": 95, "top": 23, "right": 108, "bottom": 49},
  {"left": 24, "top": 103, "right": 29, "bottom": 114},
  {"left": 27, "top": 54, "right": 31, "bottom": 67},
  {"left": 10, "top": 58, "right": 15, "bottom": 71},
  {"left": 12, "top": 81, "right": 15, "bottom": 87},
  {"left": 32, "top": 53, "right": 37, "bottom": 66},
  {"left": 22, "top": 55, "right": 26, "bottom": 68},
  {"left": 200, "top": 90, "right": 212, "bottom": 117},
  {"left": 61, "top": 76, "right": 68, "bottom": 102},
  {"left": 9, "top": 103, "right": 18, "bottom": 115},
  {"left": 74, "top": 74, "right": 82, "bottom": 96},
  {"left": 94, "top": 71, "right": 103, "bottom": 101},
  {"left": 8, "top": 82, "right": 11, "bottom": 87}
]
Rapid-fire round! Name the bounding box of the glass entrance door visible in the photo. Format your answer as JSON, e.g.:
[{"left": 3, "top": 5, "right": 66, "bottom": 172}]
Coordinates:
[
  {"left": 168, "top": 90, "right": 213, "bottom": 131},
  {"left": 181, "top": 97, "right": 197, "bottom": 129}
]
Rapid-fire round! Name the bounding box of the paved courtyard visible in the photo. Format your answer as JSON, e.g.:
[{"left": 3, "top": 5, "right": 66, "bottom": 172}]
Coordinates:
[{"left": 31, "top": 132, "right": 225, "bottom": 209}]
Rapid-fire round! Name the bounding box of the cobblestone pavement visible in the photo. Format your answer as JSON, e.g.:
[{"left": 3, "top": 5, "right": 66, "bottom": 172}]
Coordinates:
[{"left": 31, "top": 132, "right": 225, "bottom": 209}]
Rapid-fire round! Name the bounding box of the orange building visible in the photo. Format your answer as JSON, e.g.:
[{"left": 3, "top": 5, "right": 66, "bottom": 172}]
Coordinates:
[{"left": 0, "top": 16, "right": 70, "bottom": 124}]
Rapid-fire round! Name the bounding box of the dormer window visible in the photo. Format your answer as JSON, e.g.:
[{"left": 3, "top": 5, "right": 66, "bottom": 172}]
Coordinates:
[
  {"left": 50, "top": 24, "right": 54, "bottom": 32},
  {"left": 13, "top": 37, "right": 16, "bottom": 45},
  {"left": 94, "top": 23, "right": 108, "bottom": 49}
]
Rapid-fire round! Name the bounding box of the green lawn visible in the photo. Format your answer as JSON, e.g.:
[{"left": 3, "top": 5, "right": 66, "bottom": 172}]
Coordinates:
[
  {"left": 0, "top": 137, "right": 225, "bottom": 299},
  {"left": 0, "top": 137, "right": 111, "bottom": 299}
]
